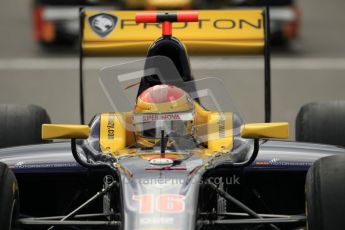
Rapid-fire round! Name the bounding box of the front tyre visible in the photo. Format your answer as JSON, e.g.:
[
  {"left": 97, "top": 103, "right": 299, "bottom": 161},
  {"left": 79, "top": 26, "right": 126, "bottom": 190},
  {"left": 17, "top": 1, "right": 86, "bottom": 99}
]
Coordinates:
[
  {"left": 0, "top": 162, "right": 19, "bottom": 230},
  {"left": 0, "top": 104, "right": 51, "bottom": 148},
  {"left": 306, "top": 155, "right": 345, "bottom": 230},
  {"left": 296, "top": 101, "right": 345, "bottom": 147}
]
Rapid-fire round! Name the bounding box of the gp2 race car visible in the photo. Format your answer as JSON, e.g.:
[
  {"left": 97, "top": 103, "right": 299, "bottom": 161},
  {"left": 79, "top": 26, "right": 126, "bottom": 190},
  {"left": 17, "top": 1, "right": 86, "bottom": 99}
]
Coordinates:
[
  {"left": 33, "top": 0, "right": 300, "bottom": 47},
  {"left": 1, "top": 7, "right": 345, "bottom": 230}
]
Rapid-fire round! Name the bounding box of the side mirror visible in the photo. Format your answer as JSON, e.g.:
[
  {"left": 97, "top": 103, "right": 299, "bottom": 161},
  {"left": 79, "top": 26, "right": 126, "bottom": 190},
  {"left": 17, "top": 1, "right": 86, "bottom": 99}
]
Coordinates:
[
  {"left": 240, "top": 122, "right": 289, "bottom": 139},
  {"left": 42, "top": 124, "right": 90, "bottom": 140}
]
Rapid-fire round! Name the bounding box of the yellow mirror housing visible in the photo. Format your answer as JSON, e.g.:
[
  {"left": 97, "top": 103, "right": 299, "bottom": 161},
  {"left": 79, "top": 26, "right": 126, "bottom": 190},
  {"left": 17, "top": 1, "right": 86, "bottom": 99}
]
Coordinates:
[
  {"left": 240, "top": 122, "right": 289, "bottom": 139},
  {"left": 42, "top": 124, "right": 90, "bottom": 140}
]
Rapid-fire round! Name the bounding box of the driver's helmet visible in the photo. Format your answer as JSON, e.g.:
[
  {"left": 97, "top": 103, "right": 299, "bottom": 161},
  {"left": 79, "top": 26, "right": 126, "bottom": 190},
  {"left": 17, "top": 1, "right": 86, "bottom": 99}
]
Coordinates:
[{"left": 133, "top": 84, "right": 195, "bottom": 147}]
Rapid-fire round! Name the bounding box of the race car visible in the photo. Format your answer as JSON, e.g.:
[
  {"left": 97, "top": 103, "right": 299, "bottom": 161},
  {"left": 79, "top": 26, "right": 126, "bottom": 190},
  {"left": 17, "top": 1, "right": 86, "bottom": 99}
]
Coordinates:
[
  {"left": 1, "top": 8, "right": 345, "bottom": 230},
  {"left": 33, "top": 0, "right": 300, "bottom": 47}
]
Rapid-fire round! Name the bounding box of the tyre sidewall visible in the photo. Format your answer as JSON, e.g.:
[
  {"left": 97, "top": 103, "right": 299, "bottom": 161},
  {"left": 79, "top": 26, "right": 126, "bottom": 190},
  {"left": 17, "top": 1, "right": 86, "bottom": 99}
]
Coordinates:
[{"left": 0, "top": 162, "right": 19, "bottom": 230}]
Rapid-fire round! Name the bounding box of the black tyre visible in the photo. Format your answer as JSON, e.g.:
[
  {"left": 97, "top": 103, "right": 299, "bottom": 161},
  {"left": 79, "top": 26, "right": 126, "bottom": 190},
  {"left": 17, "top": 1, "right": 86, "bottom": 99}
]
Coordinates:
[
  {"left": 306, "top": 155, "right": 345, "bottom": 230},
  {"left": 296, "top": 101, "right": 345, "bottom": 147},
  {"left": 0, "top": 162, "right": 19, "bottom": 230},
  {"left": 0, "top": 104, "right": 51, "bottom": 148}
]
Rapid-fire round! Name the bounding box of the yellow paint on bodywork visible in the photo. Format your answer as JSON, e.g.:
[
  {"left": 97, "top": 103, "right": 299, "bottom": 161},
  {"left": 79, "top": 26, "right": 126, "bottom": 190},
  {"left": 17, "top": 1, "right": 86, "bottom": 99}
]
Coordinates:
[
  {"left": 83, "top": 9, "right": 264, "bottom": 56},
  {"left": 83, "top": 41, "right": 264, "bottom": 56},
  {"left": 100, "top": 113, "right": 127, "bottom": 154},
  {"left": 125, "top": 0, "right": 146, "bottom": 8},
  {"left": 42, "top": 124, "right": 90, "bottom": 140},
  {"left": 147, "top": 0, "right": 192, "bottom": 8},
  {"left": 240, "top": 122, "right": 289, "bottom": 139},
  {"left": 194, "top": 103, "right": 210, "bottom": 142},
  {"left": 97, "top": 106, "right": 237, "bottom": 157}
]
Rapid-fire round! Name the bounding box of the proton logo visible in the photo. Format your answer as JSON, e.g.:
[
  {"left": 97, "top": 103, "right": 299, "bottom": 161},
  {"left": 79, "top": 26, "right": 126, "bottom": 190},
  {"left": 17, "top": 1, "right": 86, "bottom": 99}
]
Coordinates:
[{"left": 89, "top": 13, "right": 117, "bottom": 38}]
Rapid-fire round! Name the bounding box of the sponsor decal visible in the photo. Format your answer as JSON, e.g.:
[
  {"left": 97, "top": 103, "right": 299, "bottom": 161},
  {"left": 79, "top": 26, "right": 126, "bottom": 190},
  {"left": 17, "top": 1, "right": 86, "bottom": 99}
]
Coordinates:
[
  {"left": 15, "top": 161, "right": 25, "bottom": 167},
  {"left": 269, "top": 158, "right": 280, "bottom": 164},
  {"left": 88, "top": 13, "right": 118, "bottom": 37},
  {"left": 134, "top": 113, "right": 193, "bottom": 123},
  {"left": 107, "top": 114, "right": 115, "bottom": 140},
  {"left": 139, "top": 217, "right": 174, "bottom": 225},
  {"left": 255, "top": 160, "right": 312, "bottom": 167},
  {"left": 149, "top": 158, "right": 174, "bottom": 166},
  {"left": 120, "top": 18, "right": 262, "bottom": 30},
  {"left": 13, "top": 161, "right": 79, "bottom": 169},
  {"left": 143, "top": 114, "right": 180, "bottom": 122},
  {"left": 218, "top": 116, "right": 226, "bottom": 138},
  {"left": 255, "top": 161, "right": 270, "bottom": 165}
]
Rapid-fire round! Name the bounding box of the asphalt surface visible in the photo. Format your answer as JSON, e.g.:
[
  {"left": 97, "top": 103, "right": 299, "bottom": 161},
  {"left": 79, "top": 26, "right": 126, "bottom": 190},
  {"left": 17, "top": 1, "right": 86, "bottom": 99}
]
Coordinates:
[{"left": 1, "top": 0, "right": 345, "bottom": 139}]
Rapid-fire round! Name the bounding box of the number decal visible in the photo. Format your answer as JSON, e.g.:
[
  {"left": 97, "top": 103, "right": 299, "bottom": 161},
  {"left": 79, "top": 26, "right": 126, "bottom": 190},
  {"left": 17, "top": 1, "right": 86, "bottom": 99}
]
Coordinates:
[
  {"left": 133, "top": 194, "right": 185, "bottom": 213},
  {"left": 133, "top": 194, "right": 154, "bottom": 213},
  {"left": 157, "top": 194, "right": 185, "bottom": 213}
]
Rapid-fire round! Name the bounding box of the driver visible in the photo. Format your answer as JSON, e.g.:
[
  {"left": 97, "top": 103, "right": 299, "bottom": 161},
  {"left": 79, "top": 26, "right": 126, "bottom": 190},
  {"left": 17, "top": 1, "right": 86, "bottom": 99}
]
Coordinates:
[{"left": 133, "top": 84, "right": 196, "bottom": 149}]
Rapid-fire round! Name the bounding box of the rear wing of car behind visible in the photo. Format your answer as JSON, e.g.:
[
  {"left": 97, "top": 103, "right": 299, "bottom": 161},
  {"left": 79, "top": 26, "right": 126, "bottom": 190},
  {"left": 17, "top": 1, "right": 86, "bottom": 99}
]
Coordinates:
[{"left": 81, "top": 10, "right": 265, "bottom": 56}]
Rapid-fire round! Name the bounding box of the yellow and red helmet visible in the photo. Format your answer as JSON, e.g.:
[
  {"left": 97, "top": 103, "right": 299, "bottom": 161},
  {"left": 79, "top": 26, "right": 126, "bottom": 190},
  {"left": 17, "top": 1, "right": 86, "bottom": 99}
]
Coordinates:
[{"left": 133, "top": 84, "right": 195, "bottom": 145}]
